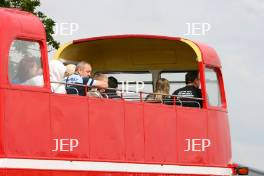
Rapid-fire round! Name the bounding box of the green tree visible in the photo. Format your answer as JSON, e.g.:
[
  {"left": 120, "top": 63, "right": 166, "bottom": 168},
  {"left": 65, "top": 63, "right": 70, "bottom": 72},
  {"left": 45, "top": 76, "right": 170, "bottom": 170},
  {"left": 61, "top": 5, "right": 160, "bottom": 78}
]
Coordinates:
[{"left": 0, "top": 0, "right": 60, "bottom": 50}]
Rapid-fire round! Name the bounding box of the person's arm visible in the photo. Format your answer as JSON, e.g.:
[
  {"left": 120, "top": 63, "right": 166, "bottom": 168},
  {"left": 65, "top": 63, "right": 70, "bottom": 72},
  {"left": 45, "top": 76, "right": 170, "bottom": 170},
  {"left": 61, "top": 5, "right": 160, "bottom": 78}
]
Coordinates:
[{"left": 84, "top": 77, "right": 108, "bottom": 89}]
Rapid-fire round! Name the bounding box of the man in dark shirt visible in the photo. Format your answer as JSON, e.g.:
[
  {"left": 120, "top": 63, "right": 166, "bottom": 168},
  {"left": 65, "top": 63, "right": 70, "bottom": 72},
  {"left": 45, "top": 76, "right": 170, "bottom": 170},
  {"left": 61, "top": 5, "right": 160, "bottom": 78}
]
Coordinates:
[{"left": 172, "top": 71, "right": 202, "bottom": 107}]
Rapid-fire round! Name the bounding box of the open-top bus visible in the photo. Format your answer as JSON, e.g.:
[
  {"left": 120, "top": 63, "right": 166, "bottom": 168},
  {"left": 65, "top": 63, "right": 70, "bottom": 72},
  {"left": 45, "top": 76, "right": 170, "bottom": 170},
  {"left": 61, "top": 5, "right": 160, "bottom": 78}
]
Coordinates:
[{"left": 0, "top": 7, "right": 247, "bottom": 176}]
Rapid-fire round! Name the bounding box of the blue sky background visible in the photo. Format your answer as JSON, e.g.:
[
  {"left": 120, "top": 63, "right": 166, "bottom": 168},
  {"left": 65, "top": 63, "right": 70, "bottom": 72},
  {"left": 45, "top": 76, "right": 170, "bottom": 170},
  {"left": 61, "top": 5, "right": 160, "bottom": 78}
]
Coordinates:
[{"left": 39, "top": 0, "right": 264, "bottom": 170}]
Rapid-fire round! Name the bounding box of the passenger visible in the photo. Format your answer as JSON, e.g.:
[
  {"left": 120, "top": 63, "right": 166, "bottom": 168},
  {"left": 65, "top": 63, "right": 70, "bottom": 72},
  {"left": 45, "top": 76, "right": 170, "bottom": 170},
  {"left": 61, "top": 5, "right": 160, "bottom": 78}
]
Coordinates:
[
  {"left": 12, "top": 56, "right": 44, "bottom": 86},
  {"left": 172, "top": 71, "right": 202, "bottom": 107},
  {"left": 65, "top": 61, "right": 108, "bottom": 96},
  {"left": 145, "top": 78, "right": 170, "bottom": 103},
  {"left": 105, "top": 76, "right": 121, "bottom": 99},
  {"left": 23, "top": 67, "right": 44, "bottom": 86},
  {"left": 64, "top": 64, "right": 76, "bottom": 77},
  {"left": 87, "top": 73, "right": 108, "bottom": 98},
  {"left": 49, "top": 60, "right": 67, "bottom": 94}
]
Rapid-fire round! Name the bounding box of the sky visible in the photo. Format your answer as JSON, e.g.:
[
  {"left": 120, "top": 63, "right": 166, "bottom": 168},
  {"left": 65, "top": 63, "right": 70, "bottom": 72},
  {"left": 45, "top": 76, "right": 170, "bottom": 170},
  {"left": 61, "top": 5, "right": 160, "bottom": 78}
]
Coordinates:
[{"left": 39, "top": 0, "right": 264, "bottom": 170}]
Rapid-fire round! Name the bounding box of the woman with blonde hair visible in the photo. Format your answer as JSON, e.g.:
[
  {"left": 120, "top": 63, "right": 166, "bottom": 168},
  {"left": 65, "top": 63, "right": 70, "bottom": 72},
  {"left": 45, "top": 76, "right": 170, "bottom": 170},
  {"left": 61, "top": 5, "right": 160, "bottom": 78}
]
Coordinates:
[
  {"left": 64, "top": 64, "right": 76, "bottom": 77},
  {"left": 145, "top": 78, "right": 170, "bottom": 103}
]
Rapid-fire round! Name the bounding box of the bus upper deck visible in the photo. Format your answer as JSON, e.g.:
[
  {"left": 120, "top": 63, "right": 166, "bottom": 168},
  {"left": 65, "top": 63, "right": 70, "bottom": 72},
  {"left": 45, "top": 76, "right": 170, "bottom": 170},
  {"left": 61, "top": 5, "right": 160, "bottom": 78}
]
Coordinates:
[{"left": 54, "top": 35, "right": 226, "bottom": 110}]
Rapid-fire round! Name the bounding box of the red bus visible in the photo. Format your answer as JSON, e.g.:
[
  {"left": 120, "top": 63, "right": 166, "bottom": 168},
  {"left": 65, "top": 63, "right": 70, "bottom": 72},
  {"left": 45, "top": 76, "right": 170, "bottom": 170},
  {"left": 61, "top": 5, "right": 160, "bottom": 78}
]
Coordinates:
[{"left": 0, "top": 7, "right": 247, "bottom": 176}]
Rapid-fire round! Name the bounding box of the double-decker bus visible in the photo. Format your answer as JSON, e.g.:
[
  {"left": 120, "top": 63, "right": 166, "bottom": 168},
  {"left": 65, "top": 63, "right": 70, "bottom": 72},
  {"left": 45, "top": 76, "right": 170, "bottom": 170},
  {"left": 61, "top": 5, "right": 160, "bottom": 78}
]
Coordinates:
[{"left": 0, "top": 7, "right": 248, "bottom": 176}]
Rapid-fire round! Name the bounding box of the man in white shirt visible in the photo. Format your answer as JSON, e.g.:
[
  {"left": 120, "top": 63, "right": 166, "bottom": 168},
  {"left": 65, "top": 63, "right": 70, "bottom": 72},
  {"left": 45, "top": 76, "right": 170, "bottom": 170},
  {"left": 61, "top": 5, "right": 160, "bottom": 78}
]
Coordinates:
[{"left": 65, "top": 61, "right": 108, "bottom": 96}]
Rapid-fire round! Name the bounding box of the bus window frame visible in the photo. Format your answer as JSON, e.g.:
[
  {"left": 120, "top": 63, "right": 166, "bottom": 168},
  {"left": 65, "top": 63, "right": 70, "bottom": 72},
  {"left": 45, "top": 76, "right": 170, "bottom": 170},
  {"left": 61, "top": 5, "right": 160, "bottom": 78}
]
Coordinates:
[
  {"left": 204, "top": 65, "right": 227, "bottom": 111},
  {"left": 101, "top": 71, "right": 154, "bottom": 99},
  {"left": 7, "top": 38, "right": 50, "bottom": 92},
  {"left": 160, "top": 70, "right": 196, "bottom": 80},
  {"left": 103, "top": 71, "right": 152, "bottom": 77},
  {"left": 160, "top": 70, "right": 195, "bottom": 89},
  {"left": 102, "top": 71, "right": 153, "bottom": 86}
]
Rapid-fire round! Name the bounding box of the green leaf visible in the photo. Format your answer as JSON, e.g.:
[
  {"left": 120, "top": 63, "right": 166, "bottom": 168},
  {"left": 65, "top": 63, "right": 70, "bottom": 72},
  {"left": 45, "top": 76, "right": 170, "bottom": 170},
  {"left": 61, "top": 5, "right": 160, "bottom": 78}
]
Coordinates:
[{"left": 0, "top": 0, "right": 60, "bottom": 49}]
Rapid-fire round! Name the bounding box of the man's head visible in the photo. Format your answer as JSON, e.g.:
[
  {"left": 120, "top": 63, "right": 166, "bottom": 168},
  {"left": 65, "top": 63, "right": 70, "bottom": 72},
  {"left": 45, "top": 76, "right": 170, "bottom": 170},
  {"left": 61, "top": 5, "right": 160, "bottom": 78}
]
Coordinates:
[
  {"left": 185, "top": 71, "right": 200, "bottom": 88},
  {"left": 76, "top": 61, "right": 92, "bottom": 77},
  {"left": 108, "top": 76, "right": 118, "bottom": 88}
]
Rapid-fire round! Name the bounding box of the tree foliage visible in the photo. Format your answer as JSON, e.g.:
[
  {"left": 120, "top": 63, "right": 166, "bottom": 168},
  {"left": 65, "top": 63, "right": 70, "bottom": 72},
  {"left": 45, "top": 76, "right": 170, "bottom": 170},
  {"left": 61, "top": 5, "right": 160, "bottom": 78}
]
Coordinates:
[{"left": 0, "top": 0, "right": 60, "bottom": 49}]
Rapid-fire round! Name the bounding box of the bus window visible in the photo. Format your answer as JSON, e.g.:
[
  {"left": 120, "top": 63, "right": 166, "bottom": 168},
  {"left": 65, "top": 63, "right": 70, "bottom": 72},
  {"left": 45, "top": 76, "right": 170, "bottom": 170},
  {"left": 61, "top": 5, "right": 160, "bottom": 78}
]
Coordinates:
[
  {"left": 161, "top": 72, "right": 187, "bottom": 94},
  {"left": 8, "top": 40, "right": 44, "bottom": 87},
  {"left": 205, "top": 68, "right": 222, "bottom": 106},
  {"left": 107, "top": 72, "right": 153, "bottom": 100}
]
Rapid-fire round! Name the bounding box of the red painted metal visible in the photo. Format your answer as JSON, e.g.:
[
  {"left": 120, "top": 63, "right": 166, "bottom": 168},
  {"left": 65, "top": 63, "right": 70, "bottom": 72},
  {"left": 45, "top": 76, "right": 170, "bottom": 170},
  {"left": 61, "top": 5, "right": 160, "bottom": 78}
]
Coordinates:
[{"left": 0, "top": 7, "right": 235, "bottom": 176}]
